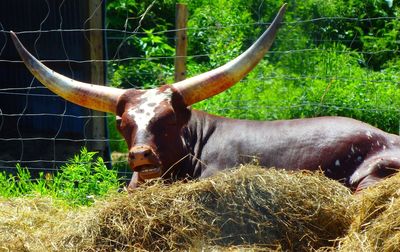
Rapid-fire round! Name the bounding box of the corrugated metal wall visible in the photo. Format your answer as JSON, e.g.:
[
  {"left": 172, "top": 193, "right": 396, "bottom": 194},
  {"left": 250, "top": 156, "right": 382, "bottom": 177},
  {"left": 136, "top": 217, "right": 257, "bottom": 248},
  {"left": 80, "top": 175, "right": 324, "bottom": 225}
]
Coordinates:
[{"left": 0, "top": 0, "right": 109, "bottom": 173}]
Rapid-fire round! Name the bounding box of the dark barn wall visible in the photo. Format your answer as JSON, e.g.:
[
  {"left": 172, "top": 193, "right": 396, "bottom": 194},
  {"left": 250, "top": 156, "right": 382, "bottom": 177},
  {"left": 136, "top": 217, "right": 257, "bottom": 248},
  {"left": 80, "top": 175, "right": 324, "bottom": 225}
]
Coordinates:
[{"left": 0, "top": 0, "right": 109, "bottom": 173}]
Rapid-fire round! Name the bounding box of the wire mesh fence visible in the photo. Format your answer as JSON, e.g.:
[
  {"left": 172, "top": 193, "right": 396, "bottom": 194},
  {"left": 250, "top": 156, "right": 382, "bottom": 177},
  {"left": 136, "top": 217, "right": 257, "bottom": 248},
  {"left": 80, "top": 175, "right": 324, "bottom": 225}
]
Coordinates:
[{"left": 0, "top": 0, "right": 399, "bottom": 183}]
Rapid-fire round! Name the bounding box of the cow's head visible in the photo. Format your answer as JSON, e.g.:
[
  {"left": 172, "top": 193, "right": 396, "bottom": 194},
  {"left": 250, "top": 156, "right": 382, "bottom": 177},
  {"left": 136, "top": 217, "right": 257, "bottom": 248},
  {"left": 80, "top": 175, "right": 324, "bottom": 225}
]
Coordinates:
[
  {"left": 115, "top": 85, "right": 191, "bottom": 183},
  {"left": 11, "top": 4, "right": 286, "bottom": 188}
]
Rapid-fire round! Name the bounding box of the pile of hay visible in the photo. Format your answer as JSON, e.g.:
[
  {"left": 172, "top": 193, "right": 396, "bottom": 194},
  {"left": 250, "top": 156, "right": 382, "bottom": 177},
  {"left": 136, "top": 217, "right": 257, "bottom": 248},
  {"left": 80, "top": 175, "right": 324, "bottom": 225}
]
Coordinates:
[
  {"left": 334, "top": 172, "right": 400, "bottom": 251},
  {"left": 81, "top": 166, "right": 354, "bottom": 251},
  {"left": 0, "top": 165, "right": 356, "bottom": 251},
  {"left": 0, "top": 197, "right": 93, "bottom": 251}
]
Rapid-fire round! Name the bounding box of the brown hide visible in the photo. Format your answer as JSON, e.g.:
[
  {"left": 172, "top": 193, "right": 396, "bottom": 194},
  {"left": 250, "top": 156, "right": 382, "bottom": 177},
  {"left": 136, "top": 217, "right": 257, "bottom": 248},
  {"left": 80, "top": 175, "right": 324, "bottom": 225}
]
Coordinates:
[
  {"left": 116, "top": 85, "right": 400, "bottom": 191},
  {"left": 183, "top": 112, "right": 400, "bottom": 191}
]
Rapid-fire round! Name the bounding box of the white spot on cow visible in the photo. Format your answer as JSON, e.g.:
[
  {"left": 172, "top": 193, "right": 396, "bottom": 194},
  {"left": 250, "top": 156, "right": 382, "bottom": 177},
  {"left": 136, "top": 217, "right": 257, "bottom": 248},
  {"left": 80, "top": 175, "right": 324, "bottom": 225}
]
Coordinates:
[
  {"left": 383, "top": 145, "right": 387, "bottom": 150},
  {"left": 357, "top": 156, "right": 363, "bottom": 162},
  {"left": 335, "top": 160, "right": 341, "bottom": 167},
  {"left": 366, "top": 131, "right": 372, "bottom": 139},
  {"left": 376, "top": 141, "right": 381, "bottom": 146},
  {"left": 353, "top": 171, "right": 360, "bottom": 178},
  {"left": 127, "top": 89, "right": 173, "bottom": 131}
]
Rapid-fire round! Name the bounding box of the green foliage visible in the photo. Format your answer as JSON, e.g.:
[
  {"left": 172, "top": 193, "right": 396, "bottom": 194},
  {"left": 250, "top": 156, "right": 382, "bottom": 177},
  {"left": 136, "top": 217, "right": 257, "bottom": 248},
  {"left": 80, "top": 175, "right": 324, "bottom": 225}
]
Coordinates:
[
  {"left": 195, "top": 44, "right": 400, "bottom": 133},
  {"left": 106, "top": 0, "right": 176, "bottom": 89},
  {"left": 51, "top": 148, "right": 120, "bottom": 205},
  {"left": 105, "top": 0, "right": 400, "bottom": 152},
  {"left": 108, "top": 29, "right": 175, "bottom": 89},
  {"left": 187, "top": 0, "right": 254, "bottom": 66},
  {"left": 0, "top": 164, "right": 33, "bottom": 197},
  {"left": 0, "top": 148, "right": 121, "bottom": 206}
]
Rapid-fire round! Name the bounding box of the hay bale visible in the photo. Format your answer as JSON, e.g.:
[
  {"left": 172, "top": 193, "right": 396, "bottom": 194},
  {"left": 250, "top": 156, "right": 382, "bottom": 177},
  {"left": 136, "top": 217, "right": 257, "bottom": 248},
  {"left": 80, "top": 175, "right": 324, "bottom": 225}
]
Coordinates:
[
  {"left": 0, "top": 197, "right": 92, "bottom": 251},
  {"left": 79, "top": 166, "right": 354, "bottom": 251},
  {"left": 0, "top": 166, "right": 355, "bottom": 251},
  {"left": 333, "top": 172, "right": 400, "bottom": 252}
]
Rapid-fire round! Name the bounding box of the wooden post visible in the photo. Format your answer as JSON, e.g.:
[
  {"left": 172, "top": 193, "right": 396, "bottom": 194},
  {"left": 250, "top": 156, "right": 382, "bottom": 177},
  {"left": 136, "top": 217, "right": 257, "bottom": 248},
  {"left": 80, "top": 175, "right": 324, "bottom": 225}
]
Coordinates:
[
  {"left": 88, "top": 0, "right": 106, "bottom": 154},
  {"left": 174, "top": 3, "right": 188, "bottom": 82}
]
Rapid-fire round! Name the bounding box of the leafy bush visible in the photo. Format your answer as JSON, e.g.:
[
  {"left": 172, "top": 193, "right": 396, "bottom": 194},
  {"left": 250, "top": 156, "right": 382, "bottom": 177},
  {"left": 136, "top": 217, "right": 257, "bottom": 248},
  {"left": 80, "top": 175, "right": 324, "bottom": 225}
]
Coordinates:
[
  {"left": 106, "top": 0, "right": 176, "bottom": 89},
  {"left": 0, "top": 148, "right": 121, "bottom": 206},
  {"left": 108, "top": 29, "right": 175, "bottom": 89},
  {"left": 105, "top": 0, "right": 400, "bottom": 153}
]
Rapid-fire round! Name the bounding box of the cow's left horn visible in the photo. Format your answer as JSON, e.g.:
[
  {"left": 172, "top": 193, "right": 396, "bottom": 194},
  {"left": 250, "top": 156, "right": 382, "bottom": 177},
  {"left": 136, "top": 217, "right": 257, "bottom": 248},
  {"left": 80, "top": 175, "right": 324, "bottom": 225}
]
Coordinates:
[
  {"left": 173, "top": 4, "right": 287, "bottom": 106},
  {"left": 11, "top": 31, "right": 124, "bottom": 114}
]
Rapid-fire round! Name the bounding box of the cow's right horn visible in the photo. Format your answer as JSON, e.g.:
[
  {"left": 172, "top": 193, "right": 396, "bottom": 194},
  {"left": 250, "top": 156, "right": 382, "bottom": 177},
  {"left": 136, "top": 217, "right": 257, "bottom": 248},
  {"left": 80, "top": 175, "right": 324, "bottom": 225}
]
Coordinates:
[
  {"left": 11, "top": 31, "right": 124, "bottom": 114},
  {"left": 173, "top": 4, "right": 287, "bottom": 106}
]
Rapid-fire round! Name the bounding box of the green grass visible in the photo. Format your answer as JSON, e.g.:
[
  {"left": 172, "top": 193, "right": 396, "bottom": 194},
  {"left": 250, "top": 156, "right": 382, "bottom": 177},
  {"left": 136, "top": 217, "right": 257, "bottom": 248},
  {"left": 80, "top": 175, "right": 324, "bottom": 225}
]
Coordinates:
[{"left": 0, "top": 148, "right": 122, "bottom": 206}]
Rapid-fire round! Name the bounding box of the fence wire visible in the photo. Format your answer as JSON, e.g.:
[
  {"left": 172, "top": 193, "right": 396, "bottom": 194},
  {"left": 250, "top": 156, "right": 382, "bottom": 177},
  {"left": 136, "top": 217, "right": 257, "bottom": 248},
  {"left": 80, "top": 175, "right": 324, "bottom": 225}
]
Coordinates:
[{"left": 0, "top": 0, "right": 399, "bottom": 182}]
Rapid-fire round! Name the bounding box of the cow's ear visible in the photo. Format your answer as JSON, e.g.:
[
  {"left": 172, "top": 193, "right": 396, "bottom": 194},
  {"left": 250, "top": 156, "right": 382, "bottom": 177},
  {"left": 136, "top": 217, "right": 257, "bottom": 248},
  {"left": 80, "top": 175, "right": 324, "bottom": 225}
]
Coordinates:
[
  {"left": 177, "top": 106, "right": 191, "bottom": 125},
  {"left": 171, "top": 89, "right": 191, "bottom": 124}
]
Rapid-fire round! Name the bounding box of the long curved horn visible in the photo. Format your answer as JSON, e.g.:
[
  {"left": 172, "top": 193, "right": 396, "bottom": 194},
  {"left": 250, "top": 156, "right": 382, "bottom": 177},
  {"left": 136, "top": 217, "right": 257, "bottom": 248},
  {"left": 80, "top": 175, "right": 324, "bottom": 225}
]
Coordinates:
[
  {"left": 11, "top": 32, "right": 124, "bottom": 114},
  {"left": 172, "top": 4, "right": 287, "bottom": 106}
]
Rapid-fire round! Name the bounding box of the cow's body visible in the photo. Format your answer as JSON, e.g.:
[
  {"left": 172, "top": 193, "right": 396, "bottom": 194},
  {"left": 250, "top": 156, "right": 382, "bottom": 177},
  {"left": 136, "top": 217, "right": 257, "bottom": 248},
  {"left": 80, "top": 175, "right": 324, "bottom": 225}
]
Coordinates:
[
  {"left": 11, "top": 4, "right": 400, "bottom": 192},
  {"left": 179, "top": 111, "right": 400, "bottom": 190}
]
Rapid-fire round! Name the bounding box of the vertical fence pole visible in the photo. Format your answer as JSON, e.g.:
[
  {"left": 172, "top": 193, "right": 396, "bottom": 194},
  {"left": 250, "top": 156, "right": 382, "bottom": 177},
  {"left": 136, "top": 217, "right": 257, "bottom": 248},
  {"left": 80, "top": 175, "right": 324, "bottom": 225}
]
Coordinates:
[
  {"left": 174, "top": 3, "right": 188, "bottom": 82},
  {"left": 88, "top": 0, "right": 107, "bottom": 155}
]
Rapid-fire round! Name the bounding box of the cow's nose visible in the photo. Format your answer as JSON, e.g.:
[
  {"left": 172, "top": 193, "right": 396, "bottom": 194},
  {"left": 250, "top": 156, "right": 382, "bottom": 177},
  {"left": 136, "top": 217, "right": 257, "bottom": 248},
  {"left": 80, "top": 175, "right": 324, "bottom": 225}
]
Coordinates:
[{"left": 129, "top": 145, "right": 156, "bottom": 166}]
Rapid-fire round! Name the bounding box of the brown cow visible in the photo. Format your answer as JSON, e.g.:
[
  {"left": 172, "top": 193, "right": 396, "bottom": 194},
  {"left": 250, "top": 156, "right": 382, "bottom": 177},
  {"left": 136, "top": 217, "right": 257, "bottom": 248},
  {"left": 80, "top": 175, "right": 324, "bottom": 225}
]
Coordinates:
[{"left": 10, "top": 4, "right": 400, "bottom": 191}]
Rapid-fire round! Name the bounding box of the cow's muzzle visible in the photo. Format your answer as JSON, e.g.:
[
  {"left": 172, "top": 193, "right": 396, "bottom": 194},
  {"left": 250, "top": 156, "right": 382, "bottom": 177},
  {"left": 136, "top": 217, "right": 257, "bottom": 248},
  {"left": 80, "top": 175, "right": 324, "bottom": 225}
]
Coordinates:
[{"left": 129, "top": 145, "right": 162, "bottom": 179}]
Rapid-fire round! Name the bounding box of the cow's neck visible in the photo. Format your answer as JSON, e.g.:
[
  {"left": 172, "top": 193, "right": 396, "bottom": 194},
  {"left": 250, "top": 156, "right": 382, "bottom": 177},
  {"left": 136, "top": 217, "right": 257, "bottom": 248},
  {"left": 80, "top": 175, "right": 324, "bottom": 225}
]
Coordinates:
[{"left": 183, "top": 109, "right": 249, "bottom": 178}]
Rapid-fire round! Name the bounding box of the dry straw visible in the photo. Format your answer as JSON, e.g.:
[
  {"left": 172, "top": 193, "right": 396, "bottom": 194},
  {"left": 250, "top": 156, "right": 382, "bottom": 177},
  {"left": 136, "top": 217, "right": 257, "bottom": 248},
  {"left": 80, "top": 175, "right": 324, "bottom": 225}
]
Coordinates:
[
  {"left": 333, "top": 171, "right": 400, "bottom": 252},
  {"left": 0, "top": 165, "right": 362, "bottom": 251},
  {"left": 0, "top": 196, "right": 93, "bottom": 251}
]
